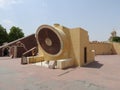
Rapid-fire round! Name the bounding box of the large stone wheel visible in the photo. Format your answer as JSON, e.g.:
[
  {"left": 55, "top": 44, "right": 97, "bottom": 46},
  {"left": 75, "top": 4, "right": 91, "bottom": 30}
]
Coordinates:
[{"left": 38, "top": 28, "right": 61, "bottom": 55}]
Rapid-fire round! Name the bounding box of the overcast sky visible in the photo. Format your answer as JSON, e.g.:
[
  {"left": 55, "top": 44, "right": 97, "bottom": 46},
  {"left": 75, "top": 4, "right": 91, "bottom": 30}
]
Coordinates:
[{"left": 0, "top": 0, "right": 120, "bottom": 41}]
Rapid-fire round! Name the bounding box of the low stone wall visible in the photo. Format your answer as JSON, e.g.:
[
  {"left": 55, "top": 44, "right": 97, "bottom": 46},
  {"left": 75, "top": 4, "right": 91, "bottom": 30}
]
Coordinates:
[
  {"left": 90, "top": 42, "right": 114, "bottom": 55},
  {"left": 112, "top": 43, "right": 120, "bottom": 55}
]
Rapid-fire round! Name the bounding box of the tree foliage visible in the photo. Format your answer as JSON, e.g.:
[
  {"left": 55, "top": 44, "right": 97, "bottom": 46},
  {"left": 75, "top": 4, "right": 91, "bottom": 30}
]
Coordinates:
[
  {"left": 8, "top": 26, "right": 24, "bottom": 42},
  {"left": 0, "top": 25, "right": 8, "bottom": 45},
  {"left": 0, "top": 25, "right": 24, "bottom": 45},
  {"left": 111, "top": 36, "right": 120, "bottom": 42}
]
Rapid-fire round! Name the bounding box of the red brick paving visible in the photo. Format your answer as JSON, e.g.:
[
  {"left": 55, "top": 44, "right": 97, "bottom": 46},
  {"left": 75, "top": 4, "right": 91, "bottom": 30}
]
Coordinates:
[{"left": 0, "top": 55, "right": 120, "bottom": 90}]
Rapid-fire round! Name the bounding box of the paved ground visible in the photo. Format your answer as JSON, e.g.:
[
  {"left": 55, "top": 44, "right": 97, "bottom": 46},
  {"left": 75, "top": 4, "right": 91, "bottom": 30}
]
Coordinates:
[{"left": 0, "top": 55, "right": 120, "bottom": 90}]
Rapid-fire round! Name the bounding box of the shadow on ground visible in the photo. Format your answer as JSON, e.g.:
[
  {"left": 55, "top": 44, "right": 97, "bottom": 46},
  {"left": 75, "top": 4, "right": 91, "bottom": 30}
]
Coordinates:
[{"left": 83, "top": 61, "right": 103, "bottom": 69}]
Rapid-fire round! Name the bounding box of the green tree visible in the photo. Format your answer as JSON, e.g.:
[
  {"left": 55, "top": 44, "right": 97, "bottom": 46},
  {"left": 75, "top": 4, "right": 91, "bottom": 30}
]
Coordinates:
[
  {"left": 112, "top": 36, "right": 120, "bottom": 42},
  {"left": 0, "top": 25, "right": 8, "bottom": 45},
  {"left": 8, "top": 26, "right": 24, "bottom": 42}
]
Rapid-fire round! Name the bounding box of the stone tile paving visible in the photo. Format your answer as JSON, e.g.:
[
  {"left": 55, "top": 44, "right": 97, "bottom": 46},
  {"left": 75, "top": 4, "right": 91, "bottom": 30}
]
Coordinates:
[{"left": 0, "top": 55, "right": 120, "bottom": 90}]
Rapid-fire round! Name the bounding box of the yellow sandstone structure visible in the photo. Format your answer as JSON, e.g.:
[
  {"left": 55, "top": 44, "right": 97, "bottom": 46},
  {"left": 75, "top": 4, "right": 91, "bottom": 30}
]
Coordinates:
[
  {"left": 27, "top": 24, "right": 95, "bottom": 69},
  {"left": 90, "top": 41, "right": 120, "bottom": 55},
  {"left": 25, "top": 24, "right": 120, "bottom": 69}
]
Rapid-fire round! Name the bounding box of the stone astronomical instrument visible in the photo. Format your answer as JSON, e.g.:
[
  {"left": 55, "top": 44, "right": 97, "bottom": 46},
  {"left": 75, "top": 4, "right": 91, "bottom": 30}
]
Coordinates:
[
  {"left": 36, "top": 24, "right": 70, "bottom": 61},
  {"left": 34, "top": 24, "right": 95, "bottom": 69},
  {"left": 37, "top": 27, "right": 61, "bottom": 55}
]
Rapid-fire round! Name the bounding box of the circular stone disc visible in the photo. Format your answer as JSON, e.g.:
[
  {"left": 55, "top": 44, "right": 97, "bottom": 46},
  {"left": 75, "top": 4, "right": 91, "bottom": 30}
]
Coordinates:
[{"left": 38, "top": 28, "right": 61, "bottom": 55}]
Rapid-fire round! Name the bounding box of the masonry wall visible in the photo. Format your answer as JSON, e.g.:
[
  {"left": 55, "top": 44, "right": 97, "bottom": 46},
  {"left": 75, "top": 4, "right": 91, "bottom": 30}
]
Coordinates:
[
  {"left": 90, "top": 42, "right": 113, "bottom": 55},
  {"left": 19, "top": 34, "right": 37, "bottom": 50},
  {"left": 90, "top": 42, "right": 120, "bottom": 55},
  {"left": 0, "top": 49, "right": 2, "bottom": 56},
  {"left": 70, "top": 28, "right": 94, "bottom": 66},
  {"left": 16, "top": 47, "right": 26, "bottom": 57},
  {"left": 112, "top": 43, "right": 120, "bottom": 55},
  {"left": 0, "top": 34, "right": 37, "bottom": 57}
]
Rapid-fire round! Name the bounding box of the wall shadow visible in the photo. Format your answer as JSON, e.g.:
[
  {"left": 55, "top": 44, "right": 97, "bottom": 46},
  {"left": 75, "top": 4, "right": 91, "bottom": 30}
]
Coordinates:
[{"left": 83, "top": 61, "right": 103, "bottom": 69}]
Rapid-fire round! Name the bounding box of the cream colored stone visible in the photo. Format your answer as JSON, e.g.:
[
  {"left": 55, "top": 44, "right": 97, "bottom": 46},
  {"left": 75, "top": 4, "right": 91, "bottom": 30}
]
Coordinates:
[
  {"left": 90, "top": 42, "right": 120, "bottom": 55},
  {"left": 33, "top": 24, "right": 95, "bottom": 69}
]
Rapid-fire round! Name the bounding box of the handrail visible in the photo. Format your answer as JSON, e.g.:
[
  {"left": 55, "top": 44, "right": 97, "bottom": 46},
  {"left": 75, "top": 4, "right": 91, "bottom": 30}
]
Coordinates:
[{"left": 22, "top": 47, "right": 38, "bottom": 57}]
